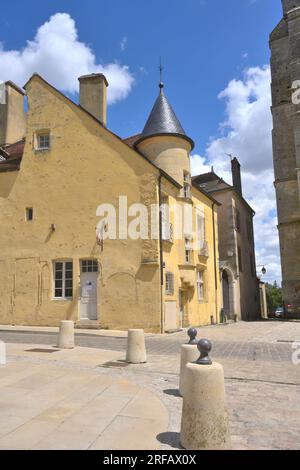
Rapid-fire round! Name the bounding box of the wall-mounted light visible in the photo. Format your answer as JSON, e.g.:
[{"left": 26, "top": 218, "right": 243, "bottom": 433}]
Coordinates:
[{"left": 50, "top": 224, "right": 56, "bottom": 232}]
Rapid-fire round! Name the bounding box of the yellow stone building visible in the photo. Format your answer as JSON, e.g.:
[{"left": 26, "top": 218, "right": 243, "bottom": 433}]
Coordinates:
[{"left": 0, "top": 73, "right": 221, "bottom": 332}]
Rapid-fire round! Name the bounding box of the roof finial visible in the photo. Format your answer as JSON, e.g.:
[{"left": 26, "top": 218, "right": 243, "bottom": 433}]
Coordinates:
[{"left": 159, "top": 57, "right": 164, "bottom": 93}]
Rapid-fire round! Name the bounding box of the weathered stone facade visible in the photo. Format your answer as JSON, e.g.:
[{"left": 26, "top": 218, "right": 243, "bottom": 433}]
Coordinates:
[
  {"left": 270, "top": 0, "right": 300, "bottom": 317},
  {"left": 0, "top": 73, "right": 221, "bottom": 332},
  {"left": 193, "top": 160, "right": 260, "bottom": 322}
]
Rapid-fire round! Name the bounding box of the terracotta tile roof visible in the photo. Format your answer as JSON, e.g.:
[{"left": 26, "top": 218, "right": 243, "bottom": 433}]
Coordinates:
[{"left": 0, "top": 139, "right": 25, "bottom": 172}]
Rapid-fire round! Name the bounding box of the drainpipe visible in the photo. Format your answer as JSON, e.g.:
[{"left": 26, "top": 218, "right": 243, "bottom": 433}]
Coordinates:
[
  {"left": 212, "top": 202, "right": 219, "bottom": 324},
  {"left": 158, "top": 175, "right": 164, "bottom": 334}
]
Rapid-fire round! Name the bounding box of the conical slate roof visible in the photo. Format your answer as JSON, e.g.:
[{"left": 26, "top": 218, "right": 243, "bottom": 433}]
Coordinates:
[
  {"left": 136, "top": 84, "right": 194, "bottom": 149},
  {"left": 141, "top": 87, "right": 186, "bottom": 137}
]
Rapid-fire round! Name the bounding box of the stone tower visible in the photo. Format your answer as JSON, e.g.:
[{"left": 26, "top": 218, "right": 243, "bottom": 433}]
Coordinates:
[
  {"left": 270, "top": 0, "right": 300, "bottom": 316},
  {"left": 135, "top": 82, "right": 194, "bottom": 187}
]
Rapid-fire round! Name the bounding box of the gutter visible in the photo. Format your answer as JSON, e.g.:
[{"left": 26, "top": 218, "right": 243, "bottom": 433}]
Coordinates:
[
  {"left": 158, "top": 175, "right": 164, "bottom": 334},
  {"left": 212, "top": 202, "right": 219, "bottom": 324}
]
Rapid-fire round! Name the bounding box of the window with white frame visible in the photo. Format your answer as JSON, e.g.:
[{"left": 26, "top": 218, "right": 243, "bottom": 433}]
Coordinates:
[
  {"left": 37, "top": 132, "right": 50, "bottom": 150},
  {"left": 185, "top": 237, "right": 192, "bottom": 264},
  {"left": 165, "top": 272, "right": 174, "bottom": 295},
  {"left": 197, "top": 270, "right": 204, "bottom": 302},
  {"left": 183, "top": 173, "right": 191, "bottom": 199},
  {"left": 197, "top": 211, "right": 205, "bottom": 249},
  {"left": 54, "top": 261, "right": 73, "bottom": 299},
  {"left": 161, "top": 196, "right": 171, "bottom": 241}
]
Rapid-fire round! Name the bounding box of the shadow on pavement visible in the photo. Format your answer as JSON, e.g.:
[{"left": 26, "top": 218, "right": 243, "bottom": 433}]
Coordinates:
[
  {"left": 163, "top": 388, "right": 181, "bottom": 398},
  {"left": 156, "top": 432, "right": 182, "bottom": 449}
]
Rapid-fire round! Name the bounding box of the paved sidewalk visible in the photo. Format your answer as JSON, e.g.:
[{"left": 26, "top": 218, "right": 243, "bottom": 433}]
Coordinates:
[
  {"left": 0, "top": 346, "right": 168, "bottom": 450},
  {"left": 0, "top": 321, "right": 300, "bottom": 450}
]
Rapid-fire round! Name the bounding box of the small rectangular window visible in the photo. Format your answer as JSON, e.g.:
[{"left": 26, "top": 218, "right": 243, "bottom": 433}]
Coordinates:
[
  {"left": 234, "top": 208, "right": 241, "bottom": 232},
  {"left": 185, "top": 237, "right": 192, "bottom": 264},
  {"left": 197, "top": 271, "right": 204, "bottom": 302},
  {"left": 37, "top": 133, "right": 50, "bottom": 150},
  {"left": 54, "top": 261, "right": 73, "bottom": 299},
  {"left": 81, "top": 260, "right": 98, "bottom": 273},
  {"left": 183, "top": 173, "right": 191, "bottom": 199},
  {"left": 161, "top": 196, "right": 171, "bottom": 241},
  {"left": 165, "top": 272, "right": 174, "bottom": 296},
  {"left": 238, "top": 247, "right": 243, "bottom": 272},
  {"left": 26, "top": 207, "right": 33, "bottom": 221},
  {"left": 197, "top": 212, "right": 205, "bottom": 249}
]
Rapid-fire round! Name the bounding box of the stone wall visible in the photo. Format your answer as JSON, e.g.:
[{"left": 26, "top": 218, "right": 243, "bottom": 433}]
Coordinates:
[{"left": 270, "top": 1, "right": 300, "bottom": 317}]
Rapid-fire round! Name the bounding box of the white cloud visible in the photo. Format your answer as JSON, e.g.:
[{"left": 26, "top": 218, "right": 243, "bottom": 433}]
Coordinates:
[
  {"left": 0, "top": 13, "right": 134, "bottom": 104},
  {"left": 191, "top": 65, "right": 281, "bottom": 284},
  {"left": 120, "top": 37, "right": 128, "bottom": 52}
]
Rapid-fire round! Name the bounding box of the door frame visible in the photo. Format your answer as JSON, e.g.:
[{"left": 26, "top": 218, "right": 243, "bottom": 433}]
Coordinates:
[{"left": 79, "top": 259, "right": 99, "bottom": 321}]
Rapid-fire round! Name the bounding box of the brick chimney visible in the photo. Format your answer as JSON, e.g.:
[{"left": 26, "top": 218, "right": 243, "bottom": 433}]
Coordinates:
[
  {"left": 231, "top": 157, "right": 243, "bottom": 196},
  {"left": 282, "top": 0, "right": 300, "bottom": 14},
  {"left": 78, "top": 73, "right": 109, "bottom": 126}
]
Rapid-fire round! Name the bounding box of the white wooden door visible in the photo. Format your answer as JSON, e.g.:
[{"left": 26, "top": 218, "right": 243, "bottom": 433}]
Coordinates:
[{"left": 80, "top": 260, "right": 98, "bottom": 320}]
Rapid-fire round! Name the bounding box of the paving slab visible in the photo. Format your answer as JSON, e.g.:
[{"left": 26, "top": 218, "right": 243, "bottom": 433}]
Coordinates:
[{"left": 0, "top": 321, "right": 300, "bottom": 450}]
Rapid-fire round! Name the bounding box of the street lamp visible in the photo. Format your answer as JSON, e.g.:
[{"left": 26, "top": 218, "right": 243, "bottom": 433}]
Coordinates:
[{"left": 257, "top": 265, "right": 267, "bottom": 276}]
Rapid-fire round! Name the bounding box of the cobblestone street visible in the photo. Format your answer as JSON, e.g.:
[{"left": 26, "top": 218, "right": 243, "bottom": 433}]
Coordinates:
[
  {"left": 1, "top": 320, "right": 298, "bottom": 362},
  {"left": 0, "top": 321, "right": 300, "bottom": 450}
]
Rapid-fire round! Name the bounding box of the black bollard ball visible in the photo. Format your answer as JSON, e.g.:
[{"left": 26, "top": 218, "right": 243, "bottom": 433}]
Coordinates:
[
  {"left": 196, "top": 338, "right": 213, "bottom": 365},
  {"left": 187, "top": 328, "right": 198, "bottom": 345}
]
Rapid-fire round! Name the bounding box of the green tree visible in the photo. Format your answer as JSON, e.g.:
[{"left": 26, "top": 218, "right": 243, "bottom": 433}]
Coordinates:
[{"left": 266, "top": 282, "right": 282, "bottom": 313}]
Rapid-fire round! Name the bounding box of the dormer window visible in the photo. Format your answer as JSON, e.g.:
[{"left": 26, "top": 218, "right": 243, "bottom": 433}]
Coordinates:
[
  {"left": 36, "top": 131, "right": 50, "bottom": 150},
  {"left": 185, "top": 237, "right": 192, "bottom": 264}
]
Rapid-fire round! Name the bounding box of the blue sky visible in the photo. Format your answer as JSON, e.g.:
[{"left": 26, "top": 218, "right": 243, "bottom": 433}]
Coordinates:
[
  {"left": 0, "top": 0, "right": 281, "bottom": 148},
  {"left": 0, "top": 0, "right": 284, "bottom": 282}
]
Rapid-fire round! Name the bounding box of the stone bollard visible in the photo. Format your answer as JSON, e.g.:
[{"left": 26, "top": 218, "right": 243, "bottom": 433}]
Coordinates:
[
  {"left": 179, "top": 328, "right": 199, "bottom": 397},
  {"left": 126, "top": 329, "right": 147, "bottom": 364},
  {"left": 0, "top": 340, "right": 6, "bottom": 365},
  {"left": 57, "top": 320, "right": 75, "bottom": 349},
  {"left": 180, "top": 339, "right": 231, "bottom": 450}
]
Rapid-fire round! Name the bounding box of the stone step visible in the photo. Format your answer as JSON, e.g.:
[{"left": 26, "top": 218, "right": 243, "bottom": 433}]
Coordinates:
[{"left": 75, "top": 320, "right": 101, "bottom": 330}]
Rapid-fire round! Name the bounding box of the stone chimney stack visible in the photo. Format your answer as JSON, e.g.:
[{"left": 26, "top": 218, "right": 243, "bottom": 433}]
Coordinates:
[
  {"left": 78, "top": 74, "right": 109, "bottom": 126},
  {"left": 231, "top": 157, "right": 242, "bottom": 196},
  {"left": 0, "top": 81, "right": 26, "bottom": 146},
  {"left": 282, "top": 0, "right": 300, "bottom": 14}
]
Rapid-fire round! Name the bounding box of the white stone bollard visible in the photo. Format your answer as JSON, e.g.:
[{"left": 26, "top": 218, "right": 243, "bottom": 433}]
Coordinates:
[
  {"left": 180, "top": 339, "right": 231, "bottom": 450},
  {"left": 179, "top": 344, "right": 199, "bottom": 396},
  {"left": 179, "top": 328, "right": 199, "bottom": 397},
  {"left": 57, "top": 320, "right": 75, "bottom": 349},
  {"left": 126, "top": 329, "right": 147, "bottom": 364},
  {"left": 0, "top": 340, "right": 6, "bottom": 365}
]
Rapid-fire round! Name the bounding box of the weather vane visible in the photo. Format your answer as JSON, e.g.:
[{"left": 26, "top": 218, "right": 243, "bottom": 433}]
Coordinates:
[{"left": 159, "top": 57, "right": 164, "bottom": 91}]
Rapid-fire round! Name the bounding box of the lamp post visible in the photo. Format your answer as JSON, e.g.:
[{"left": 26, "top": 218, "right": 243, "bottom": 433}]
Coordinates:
[{"left": 257, "top": 265, "right": 267, "bottom": 276}]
